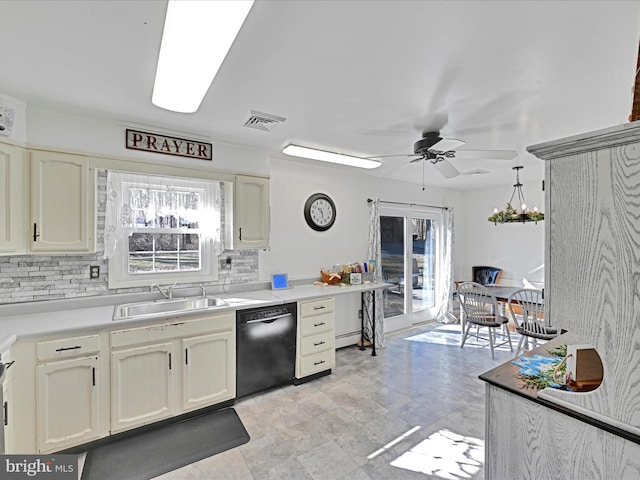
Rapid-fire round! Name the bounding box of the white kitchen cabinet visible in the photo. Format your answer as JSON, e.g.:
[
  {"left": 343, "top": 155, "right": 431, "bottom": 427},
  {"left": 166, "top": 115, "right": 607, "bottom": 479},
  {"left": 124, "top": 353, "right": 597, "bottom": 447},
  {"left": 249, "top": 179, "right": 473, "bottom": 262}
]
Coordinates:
[
  {"left": 110, "top": 312, "right": 235, "bottom": 434},
  {"left": 110, "top": 342, "right": 177, "bottom": 433},
  {"left": 182, "top": 330, "right": 235, "bottom": 411},
  {"left": 36, "top": 355, "right": 100, "bottom": 453},
  {"left": 34, "top": 333, "right": 103, "bottom": 453},
  {"left": 0, "top": 142, "right": 27, "bottom": 255},
  {"left": 296, "top": 297, "right": 336, "bottom": 380},
  {"left": 30, "top": 150, "right": 96, "bottom": 253},
  {"left": 2, "top": 350, "right": 14, "bottom": 454},
  {"left": 233, "top": 174, "right": 270, "bottom": 249}
]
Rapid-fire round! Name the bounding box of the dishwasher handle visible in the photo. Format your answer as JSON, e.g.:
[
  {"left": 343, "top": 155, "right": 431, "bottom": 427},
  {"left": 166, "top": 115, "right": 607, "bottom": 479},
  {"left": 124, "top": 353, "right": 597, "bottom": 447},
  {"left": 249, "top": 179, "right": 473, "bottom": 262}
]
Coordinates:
[{"left": 245, "top": 313, "right": 291, "bottom": 324}]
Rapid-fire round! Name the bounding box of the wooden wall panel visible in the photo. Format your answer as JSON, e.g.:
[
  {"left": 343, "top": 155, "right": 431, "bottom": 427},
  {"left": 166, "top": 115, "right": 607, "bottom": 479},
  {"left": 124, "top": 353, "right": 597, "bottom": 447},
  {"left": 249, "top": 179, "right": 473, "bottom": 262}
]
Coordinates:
[
  {"left": 486, "top": 385, "right": 640, "bottom": 480},
  {"left": 544, "top": 137, "right": 640, "bottom": 428}
]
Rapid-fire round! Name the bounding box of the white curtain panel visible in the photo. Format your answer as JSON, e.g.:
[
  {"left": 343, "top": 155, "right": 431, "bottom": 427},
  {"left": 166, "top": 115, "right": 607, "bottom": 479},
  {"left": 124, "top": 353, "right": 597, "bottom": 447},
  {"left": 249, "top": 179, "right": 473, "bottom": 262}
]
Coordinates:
[
  {"left": 104, "top": 170, "right": 222, "bottom": 259},
  {"left": 365, "top": 198, "right": 385, "bottom": 348},
  {"left": 436, "top": 206, "right": 458, "bottom": 323}
]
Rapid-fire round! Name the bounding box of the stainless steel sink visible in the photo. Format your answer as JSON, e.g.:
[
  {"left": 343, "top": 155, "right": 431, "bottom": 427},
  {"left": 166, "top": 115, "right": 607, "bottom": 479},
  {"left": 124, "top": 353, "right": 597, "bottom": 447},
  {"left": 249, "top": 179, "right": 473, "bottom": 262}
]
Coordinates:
[{"left": 113, "top": 296, "right": 229, "bottom": 320}]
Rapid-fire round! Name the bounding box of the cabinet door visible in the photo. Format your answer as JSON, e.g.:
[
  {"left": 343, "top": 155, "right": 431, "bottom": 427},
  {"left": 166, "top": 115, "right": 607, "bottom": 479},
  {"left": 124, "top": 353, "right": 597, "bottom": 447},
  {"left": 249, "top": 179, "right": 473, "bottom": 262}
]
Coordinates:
[
  {"left": 111, "top": 342, "right": 177, "bottom": 433},
  {"left": 182, "top": 330, "right": 235, "bottom": 411},
  {"left": 0, "top": 142, "right": 26, "bottom": 255},
  {"left": 2, "top": 361, "right": 14, "bottom": 454},
  {"left": 36, "top": 356, "right": 99, "bottom": 453},
  {"left": 233, "top": 175, "right": 270, "bottom": 249},
  {"left": 30, "top": 150, "right": 95, "bottom": 252}
]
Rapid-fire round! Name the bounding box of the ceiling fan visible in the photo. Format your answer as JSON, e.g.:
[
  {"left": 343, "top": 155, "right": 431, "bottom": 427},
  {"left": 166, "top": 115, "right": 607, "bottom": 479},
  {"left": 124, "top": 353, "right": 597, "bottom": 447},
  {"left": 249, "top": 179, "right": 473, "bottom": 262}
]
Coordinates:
[{"left": 369, "top": 131, "right": 517, "bottom": 179}]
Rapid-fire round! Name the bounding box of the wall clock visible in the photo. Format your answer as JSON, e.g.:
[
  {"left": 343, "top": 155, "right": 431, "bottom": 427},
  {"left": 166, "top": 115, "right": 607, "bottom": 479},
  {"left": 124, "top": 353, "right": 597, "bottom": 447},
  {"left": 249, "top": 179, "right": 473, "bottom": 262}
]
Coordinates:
[{"left": 304, "top": 193, "right": 336, "bottom": 231}]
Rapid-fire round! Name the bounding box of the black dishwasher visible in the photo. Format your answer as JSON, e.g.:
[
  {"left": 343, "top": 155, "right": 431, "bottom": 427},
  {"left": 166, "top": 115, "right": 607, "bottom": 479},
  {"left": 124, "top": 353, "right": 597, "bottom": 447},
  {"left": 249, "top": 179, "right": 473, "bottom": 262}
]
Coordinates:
[{"left": 236, "top": 303, "right": 297, "bottom": 398}]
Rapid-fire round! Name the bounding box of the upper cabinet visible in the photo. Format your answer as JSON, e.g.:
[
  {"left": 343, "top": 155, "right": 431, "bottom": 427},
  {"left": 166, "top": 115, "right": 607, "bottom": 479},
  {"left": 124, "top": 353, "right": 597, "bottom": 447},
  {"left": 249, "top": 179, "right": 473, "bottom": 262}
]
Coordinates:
[
  {"left": 233, "top": 174, "right": 270, "bottom": 249},
  {"left": 0, "top": 143, "right": 27, "bottom": 255},
  {"left": 30, "top": 150, "right": 96, "bottom": 253}
]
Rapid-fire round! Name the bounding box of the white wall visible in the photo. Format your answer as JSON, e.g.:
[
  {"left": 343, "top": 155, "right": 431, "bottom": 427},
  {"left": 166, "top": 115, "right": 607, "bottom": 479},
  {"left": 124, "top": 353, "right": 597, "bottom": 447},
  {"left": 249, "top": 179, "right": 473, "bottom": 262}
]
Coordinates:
[
  {"left": 260, "top": 156, "right": 465, "bottom": 282},
  {"left": 459, "top": 175, "right": 545, "bottom": 288},
  {"left": 25, "top": 105, "right": 270, "bottom": 175}
]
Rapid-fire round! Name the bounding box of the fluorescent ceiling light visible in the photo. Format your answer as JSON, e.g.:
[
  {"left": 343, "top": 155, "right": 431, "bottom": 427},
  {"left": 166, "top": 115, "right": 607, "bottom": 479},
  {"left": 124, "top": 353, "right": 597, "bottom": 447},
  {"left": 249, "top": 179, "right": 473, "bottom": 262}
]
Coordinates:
[
  {"left": 152, "top": 0, "right": 254, "bottom": 113},
  {"left": 282, "top": 145, "right": 382, "bottom": 169}
]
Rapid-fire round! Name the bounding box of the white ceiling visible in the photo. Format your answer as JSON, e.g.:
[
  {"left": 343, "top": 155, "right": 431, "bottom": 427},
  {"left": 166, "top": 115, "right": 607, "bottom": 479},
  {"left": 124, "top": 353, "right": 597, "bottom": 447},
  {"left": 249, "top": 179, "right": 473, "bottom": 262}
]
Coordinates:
[{"left": 1, "top": 0, "right": 639, "bottom": 190}]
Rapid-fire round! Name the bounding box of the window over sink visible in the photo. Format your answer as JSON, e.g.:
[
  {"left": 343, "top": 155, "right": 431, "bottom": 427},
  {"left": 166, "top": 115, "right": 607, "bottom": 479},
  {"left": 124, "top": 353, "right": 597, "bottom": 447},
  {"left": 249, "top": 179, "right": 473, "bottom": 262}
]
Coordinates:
[{"left": 104, "top": 171, "right": 223, "bottom": 288}]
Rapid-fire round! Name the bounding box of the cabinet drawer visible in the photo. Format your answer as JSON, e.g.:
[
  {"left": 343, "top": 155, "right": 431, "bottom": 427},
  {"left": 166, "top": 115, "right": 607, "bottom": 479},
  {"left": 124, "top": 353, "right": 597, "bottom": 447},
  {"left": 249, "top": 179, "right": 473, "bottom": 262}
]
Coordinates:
[
  {"left": 111, "top": 313, "right": 234, "bottom": 349},
  {"left": 37, "top": 334, "right": 100, "bottom": 361},
  {"left": 299, "top": 349, "right": 335, "bottom": 377},
  {"left": 299, "top": 313, "right": 334, "bottom": 337},
  {"left": 300, "top": 331, "right": 335, "bottom": 357},
  {"left": 300, "top": 298, "right": 334, "bottom": 317}
]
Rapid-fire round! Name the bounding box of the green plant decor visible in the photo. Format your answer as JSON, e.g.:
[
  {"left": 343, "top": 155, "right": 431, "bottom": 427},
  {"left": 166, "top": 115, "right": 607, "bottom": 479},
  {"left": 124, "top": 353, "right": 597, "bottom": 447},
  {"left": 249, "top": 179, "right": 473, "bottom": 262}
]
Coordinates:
[
  {"left": 488, "top": 203, "right": 545, "bottom": 224},
  {"left": 512, "top": 344, "right": 567, "bottom": 390}
]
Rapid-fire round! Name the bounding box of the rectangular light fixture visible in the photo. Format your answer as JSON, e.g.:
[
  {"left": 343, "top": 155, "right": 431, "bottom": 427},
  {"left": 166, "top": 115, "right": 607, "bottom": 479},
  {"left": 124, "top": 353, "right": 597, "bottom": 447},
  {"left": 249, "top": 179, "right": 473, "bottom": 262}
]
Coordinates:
[
  {"left": 282, "top": 144, "right": 382, "bottom": 169},
  {"left": 152, "top": 0, "right": 254, "bottom": 113}
]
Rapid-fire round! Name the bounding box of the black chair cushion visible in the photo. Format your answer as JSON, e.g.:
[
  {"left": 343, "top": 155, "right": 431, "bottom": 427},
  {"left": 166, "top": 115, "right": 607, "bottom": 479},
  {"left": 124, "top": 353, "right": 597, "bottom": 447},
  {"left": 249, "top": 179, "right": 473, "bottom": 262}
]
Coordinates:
[{"left": 472, "top": 266, "right": 502, "bottom": 285}]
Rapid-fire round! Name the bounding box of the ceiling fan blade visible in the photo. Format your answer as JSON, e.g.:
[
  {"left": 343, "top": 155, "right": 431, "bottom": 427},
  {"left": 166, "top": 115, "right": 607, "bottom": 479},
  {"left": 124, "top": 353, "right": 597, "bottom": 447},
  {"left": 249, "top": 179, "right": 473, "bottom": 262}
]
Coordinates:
[
  {"left": 453, "top": 149, "right": 517, "bottom": 161},
  {"left": 364, "top": 153, "right": 417, "bottom": 159},
  {"left": 430, "top": 137, "right": 465, "bottom": 152},
  {"left": 432, "top": 159, "right": 460, "bottom": 179},
  {"left": 460, "top": 169, "right": 490, "bottom": 176}
]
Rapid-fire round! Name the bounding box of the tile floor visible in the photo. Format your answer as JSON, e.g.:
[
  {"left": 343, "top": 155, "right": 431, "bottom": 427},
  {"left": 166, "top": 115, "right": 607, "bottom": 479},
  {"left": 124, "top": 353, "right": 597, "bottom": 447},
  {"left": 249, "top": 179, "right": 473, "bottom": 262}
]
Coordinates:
[{"left": 155, "top": 322, "right": 519, "bottom": 480}]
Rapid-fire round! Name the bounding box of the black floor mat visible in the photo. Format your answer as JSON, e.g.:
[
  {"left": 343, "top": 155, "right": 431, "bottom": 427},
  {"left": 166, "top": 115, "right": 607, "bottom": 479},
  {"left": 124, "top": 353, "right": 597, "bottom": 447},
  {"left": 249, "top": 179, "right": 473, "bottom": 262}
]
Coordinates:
[{"left": 81, "top": 408, "right": 250, "bottom": 480}]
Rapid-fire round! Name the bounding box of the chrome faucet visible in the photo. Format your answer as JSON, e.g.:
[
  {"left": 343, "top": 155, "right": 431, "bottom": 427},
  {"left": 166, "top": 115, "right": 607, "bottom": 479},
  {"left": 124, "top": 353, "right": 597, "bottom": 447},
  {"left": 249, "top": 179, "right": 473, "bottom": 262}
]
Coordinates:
[{"left": 150, "top": 284, "right": 171, "bottom": 299}]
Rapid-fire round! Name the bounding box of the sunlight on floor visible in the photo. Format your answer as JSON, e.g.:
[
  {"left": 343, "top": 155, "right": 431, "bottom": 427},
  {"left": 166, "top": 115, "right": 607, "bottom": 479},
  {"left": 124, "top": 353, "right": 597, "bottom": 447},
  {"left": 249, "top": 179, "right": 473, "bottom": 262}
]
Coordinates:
[
  {"left": 390, "top": 429, "right": 484, "bottom": 479},
  {"left": 404, "top": 324, "right": 518, "bottom": 351},
  {"left": 367, "top": 426, "right": 422, "bottom": 460}
]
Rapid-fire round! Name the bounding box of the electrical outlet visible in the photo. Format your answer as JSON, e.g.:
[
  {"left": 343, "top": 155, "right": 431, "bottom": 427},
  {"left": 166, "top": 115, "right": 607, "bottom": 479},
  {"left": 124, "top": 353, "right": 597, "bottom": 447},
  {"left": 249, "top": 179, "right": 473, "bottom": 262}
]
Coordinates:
[{"left": 89, "top": 265, "right": 100, "bottom": 279}]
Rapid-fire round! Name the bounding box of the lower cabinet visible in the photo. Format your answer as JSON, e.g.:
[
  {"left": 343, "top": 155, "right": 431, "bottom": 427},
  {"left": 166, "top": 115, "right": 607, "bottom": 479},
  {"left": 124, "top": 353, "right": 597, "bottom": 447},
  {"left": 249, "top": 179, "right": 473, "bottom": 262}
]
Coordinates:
[
  {"left": 110, "top": 342, "right": 177, "bottom": 433},
  {"left": 36, "top": 355, "right": 100, "bottom": 453},
  {"left": 296, "top": 297, "right": 336, "bottom": 379},
  {"left": 182, "top": 330, "right": 235, "bottom": 411},
  {"left": 110, "top": 313, "right": 235, "bottom": 434},
  {"left": 2, "top": 349, "right": 14, "bottom": 454},
  {"left": 32, "top": 333, "right": 103, "bottom": 453}
]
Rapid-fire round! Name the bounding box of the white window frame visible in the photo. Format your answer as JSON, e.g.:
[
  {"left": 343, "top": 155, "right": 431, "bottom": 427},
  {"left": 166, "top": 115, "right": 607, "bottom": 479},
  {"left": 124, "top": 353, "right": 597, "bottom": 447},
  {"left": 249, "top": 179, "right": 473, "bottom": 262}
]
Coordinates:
[{"left": 107, "top": 172, "right": 220, "bottom": 288}]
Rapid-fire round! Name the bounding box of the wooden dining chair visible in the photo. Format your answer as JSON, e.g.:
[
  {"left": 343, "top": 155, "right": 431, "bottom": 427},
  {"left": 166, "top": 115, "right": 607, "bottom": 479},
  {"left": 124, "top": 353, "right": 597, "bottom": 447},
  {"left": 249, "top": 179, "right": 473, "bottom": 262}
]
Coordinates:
[
  {"left": 458, "top": 281, "right": 512, "bottom": 359},
  {"left": 508, "top": 288, "right": 557, "bottom": 357}
]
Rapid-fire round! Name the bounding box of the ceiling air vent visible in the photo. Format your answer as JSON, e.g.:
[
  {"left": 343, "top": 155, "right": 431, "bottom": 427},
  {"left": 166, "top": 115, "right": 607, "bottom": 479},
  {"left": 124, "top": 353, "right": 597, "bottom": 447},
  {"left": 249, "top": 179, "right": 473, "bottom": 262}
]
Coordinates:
[{"left": 242, "top": 110, "right": 286, "bottom": 132}]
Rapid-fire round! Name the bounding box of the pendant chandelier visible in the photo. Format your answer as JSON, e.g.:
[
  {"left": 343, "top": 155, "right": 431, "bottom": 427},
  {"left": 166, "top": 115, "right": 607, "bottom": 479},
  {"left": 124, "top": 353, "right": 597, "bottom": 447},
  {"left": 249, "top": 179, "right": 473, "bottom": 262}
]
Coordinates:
[{"left": 488, "top": 166, "right": 544, "bottom": 225}]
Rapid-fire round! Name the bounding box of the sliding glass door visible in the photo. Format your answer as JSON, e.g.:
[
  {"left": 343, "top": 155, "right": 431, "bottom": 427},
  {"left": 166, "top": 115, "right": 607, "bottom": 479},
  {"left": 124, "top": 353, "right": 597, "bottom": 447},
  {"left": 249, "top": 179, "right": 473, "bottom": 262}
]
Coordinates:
[
  {"left": 381, "top": 207, "right": 440, "bottom": 326},
  {"left": 411, "top": 216, "right": 436, "bottom": 320},
  {"left": 380, "top": 215, "right": 406, "bottom": 318}
]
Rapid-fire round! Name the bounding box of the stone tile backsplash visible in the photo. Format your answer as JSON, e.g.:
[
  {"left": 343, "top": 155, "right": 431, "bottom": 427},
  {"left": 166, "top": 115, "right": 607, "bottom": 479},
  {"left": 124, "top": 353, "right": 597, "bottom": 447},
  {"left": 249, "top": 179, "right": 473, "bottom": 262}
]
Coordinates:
[{"left": 0, "top": 170, "right": 259, "bottom": 304}]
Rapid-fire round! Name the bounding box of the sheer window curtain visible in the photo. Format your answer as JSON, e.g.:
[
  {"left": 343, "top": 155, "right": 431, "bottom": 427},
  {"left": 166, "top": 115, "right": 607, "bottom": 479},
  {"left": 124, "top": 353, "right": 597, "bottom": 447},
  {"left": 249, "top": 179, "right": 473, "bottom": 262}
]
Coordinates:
[
  {"left": 436, "top": 206, "right": 457, "bottom": 323},
  {"left": 104, "top": 171, "right": 222, "bottom": 259},
  {"left": 365, "top": 198, "right": 385, "bottom": 348}
]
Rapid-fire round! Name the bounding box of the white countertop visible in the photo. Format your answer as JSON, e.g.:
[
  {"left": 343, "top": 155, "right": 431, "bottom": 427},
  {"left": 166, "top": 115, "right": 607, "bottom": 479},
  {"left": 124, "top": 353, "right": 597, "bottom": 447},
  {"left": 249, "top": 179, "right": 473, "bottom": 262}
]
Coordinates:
[{"left": 0, "top": 282, "right": 390, "bottom": 349}]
